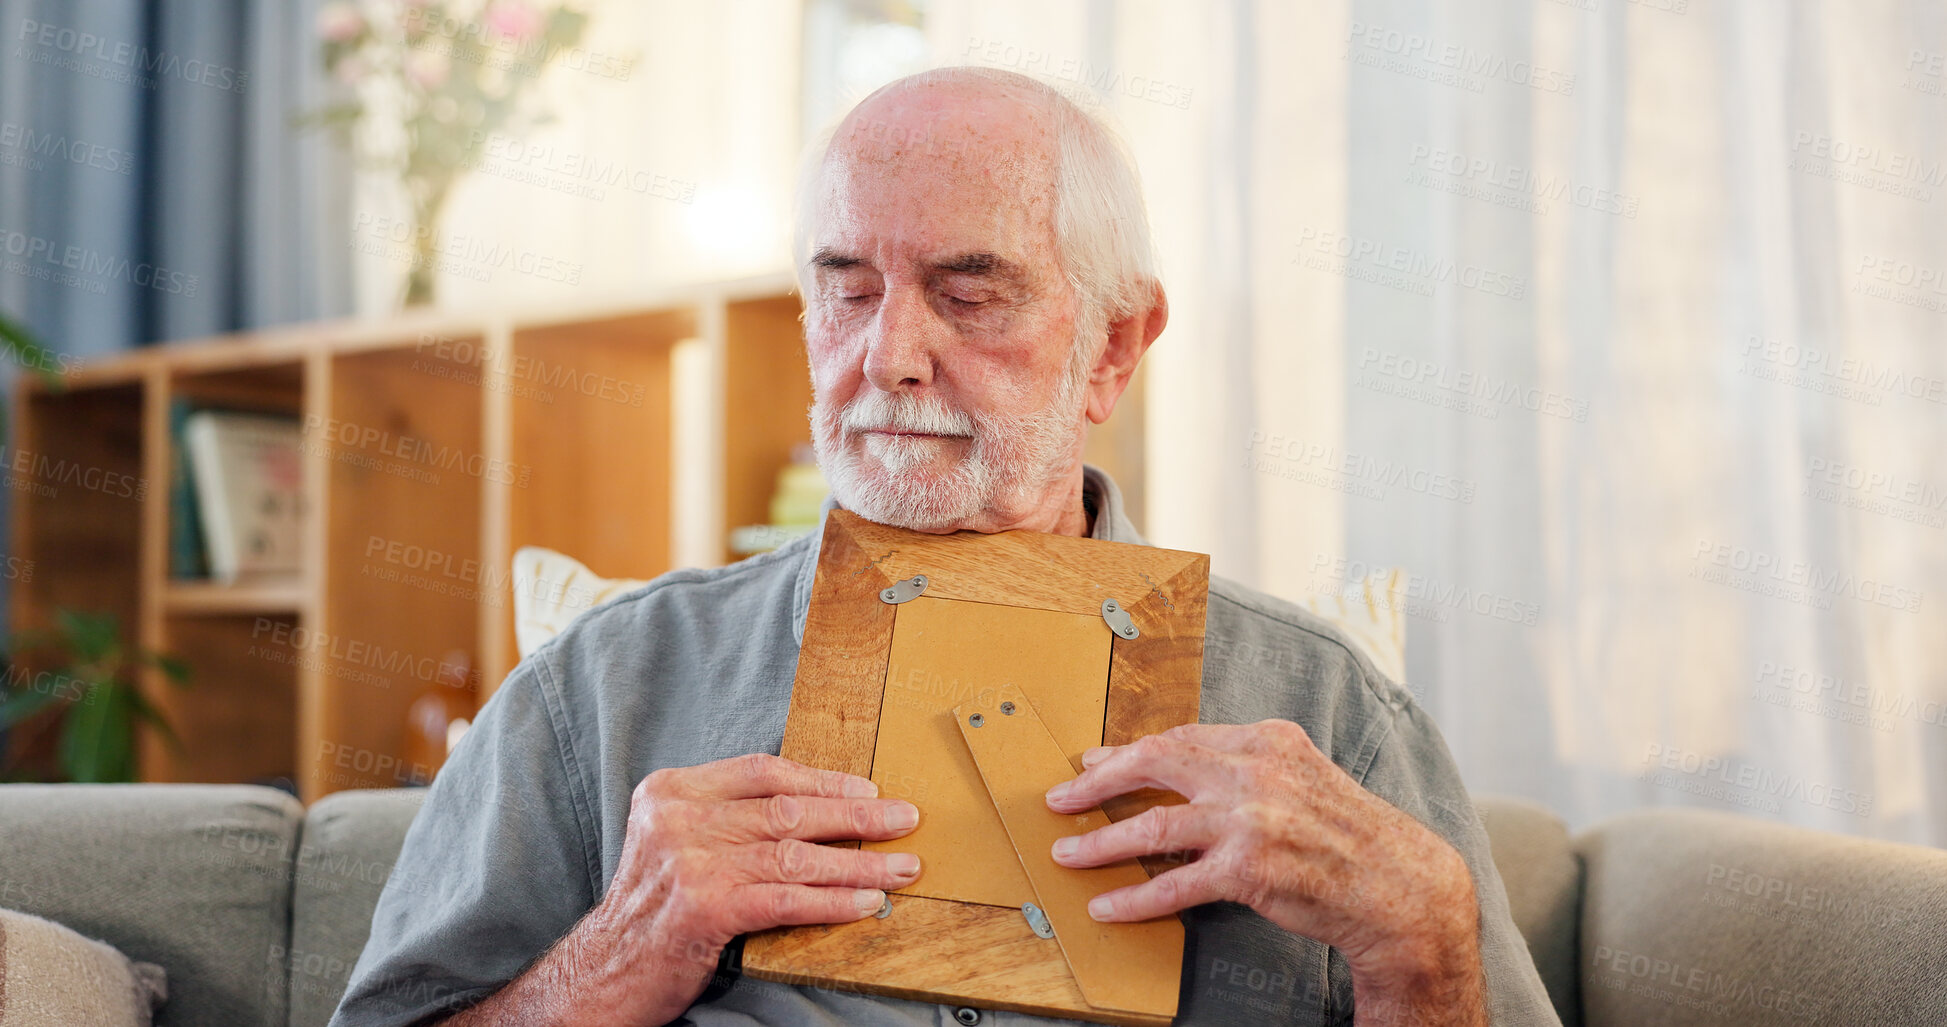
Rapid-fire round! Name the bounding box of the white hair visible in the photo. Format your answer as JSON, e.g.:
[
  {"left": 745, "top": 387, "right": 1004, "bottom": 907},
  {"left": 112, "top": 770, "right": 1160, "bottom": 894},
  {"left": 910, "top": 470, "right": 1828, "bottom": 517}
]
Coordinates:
[{"left": 793, "top": 66, "right": 1160, "bottom": 339}]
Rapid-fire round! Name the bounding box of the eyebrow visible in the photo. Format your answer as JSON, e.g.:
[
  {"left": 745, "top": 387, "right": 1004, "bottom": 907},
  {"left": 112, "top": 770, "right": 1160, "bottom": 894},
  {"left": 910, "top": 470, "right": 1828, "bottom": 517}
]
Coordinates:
[
  {"left": 931, "top": 252, "right": 1023, "bottom": 279},
  {"left": 809, "top": 248, "right": 1029, "bottom": 284},
  {"left": 810, "top": 248, "right": 861, "bottom": 270}
]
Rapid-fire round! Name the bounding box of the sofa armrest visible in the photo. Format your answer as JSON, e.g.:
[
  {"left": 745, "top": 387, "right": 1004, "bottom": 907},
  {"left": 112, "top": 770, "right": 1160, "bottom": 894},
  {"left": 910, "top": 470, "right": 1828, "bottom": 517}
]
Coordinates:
[
  {"left": 1576, "top": 808, "right": 1947, "bottom": 1026},
  {"left": 0, "top": 783, "right": 303, "bottom": 1027}
]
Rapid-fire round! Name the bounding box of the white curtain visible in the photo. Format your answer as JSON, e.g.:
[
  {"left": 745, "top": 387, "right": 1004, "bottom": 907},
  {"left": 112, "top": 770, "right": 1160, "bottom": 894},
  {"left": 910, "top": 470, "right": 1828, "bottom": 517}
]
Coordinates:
[
  {"left": 399, "top": 0, "right": 1946, "bottom": 845},
  {"left": 916, "top": 0, "right": 1947, "bottom": 846}
]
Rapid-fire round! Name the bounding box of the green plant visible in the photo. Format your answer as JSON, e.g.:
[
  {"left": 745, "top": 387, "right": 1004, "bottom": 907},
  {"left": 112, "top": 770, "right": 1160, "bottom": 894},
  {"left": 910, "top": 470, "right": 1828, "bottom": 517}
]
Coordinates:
[
  {"left": 0, "top": 611, "right": 189, "bottom": 783},
  {"left": 4, "top": 299, "right": 180, "bottom": 783}
]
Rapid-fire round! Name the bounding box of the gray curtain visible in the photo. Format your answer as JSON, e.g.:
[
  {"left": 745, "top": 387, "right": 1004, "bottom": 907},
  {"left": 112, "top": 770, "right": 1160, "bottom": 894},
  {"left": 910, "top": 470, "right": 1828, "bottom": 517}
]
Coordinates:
[
  {"left": 0, "top": 0, "right": 351, "bottom": 640},
  {"left": 0, "top": 0, "right": 351, "bottom": 356}
]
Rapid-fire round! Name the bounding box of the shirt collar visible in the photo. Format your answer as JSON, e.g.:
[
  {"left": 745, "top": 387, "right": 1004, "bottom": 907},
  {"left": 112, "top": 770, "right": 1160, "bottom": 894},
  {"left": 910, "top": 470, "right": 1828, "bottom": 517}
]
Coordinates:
[{"left": 791, "top": 464, "right": 1146, "bottom": 645}]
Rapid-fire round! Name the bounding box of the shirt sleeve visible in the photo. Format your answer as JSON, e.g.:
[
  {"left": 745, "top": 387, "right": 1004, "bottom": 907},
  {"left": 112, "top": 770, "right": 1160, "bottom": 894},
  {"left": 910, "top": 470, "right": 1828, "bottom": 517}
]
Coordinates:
[
  {"left": 1331, "top": 697, "right": 1564, "bottom": 1027},
  {"left": 329, "top": 655, "right": 601, "bottom": 1027}
]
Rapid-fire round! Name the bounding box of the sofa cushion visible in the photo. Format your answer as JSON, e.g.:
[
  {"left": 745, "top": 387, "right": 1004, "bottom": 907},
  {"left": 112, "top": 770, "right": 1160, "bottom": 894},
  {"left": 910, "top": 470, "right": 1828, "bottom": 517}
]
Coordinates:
[
  {"left": 1476, "top": 796, "right": 1582, "bottom": 1027},
  {"left": 288, "top": 788, "right": 425, "bottom": 1027},
  {"left": 1577, "top": 808, "right": 1947, "bottom": 1026},
  {"left": 0, "top": 783, "right": 301, "bottom": 1027},
  {"left": 0, "top": 906, "right": 168, "bottom": 1025}
]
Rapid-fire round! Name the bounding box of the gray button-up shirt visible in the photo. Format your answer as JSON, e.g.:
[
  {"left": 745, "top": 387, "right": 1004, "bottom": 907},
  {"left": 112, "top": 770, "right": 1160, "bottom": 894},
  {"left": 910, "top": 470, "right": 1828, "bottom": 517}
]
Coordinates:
[{"left": 332, "top": 467, "right": 1558, "bottom": 1026}]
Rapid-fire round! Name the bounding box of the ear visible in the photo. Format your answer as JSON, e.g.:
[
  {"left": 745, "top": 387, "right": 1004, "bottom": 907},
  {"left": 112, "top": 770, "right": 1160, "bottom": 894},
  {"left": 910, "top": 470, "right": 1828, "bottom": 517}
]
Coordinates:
[{"left": 1085, "top": 281, "right": 1168, "bottom": 425}]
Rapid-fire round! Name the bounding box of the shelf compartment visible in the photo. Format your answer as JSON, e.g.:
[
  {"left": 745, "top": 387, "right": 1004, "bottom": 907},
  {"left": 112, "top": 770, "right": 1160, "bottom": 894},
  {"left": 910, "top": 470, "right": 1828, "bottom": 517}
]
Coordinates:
[
  {"left": 310, "top": 343, "right": 487, "bottom": 793},
  {"left": 144, "top": 612, "right": 300, "bottom": 789},
  {"left": 722, "top": 293, "right": 813, "bottom": 565},
  {"left": 162, "top": 575, "right": 307, "bottom": 615},
  {"left": 171, "top": 359, "right": 305, "bottom": 416},
  {"left": 488, "top": 309, "right": 694, "bottom": 688}
]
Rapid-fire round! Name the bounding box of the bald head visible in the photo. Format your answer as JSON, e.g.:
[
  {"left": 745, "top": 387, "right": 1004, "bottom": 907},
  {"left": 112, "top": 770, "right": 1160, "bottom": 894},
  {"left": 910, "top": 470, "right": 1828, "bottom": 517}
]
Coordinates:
[{"left": 797, "top": 66, "right": 1158, "bottom": 331}]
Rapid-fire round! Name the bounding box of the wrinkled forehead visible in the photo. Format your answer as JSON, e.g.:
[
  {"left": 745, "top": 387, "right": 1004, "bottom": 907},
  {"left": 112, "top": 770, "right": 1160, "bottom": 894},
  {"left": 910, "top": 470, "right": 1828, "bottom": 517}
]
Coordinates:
[{"left": 815, "top": 84, "right": 1062, "bottom": 264}]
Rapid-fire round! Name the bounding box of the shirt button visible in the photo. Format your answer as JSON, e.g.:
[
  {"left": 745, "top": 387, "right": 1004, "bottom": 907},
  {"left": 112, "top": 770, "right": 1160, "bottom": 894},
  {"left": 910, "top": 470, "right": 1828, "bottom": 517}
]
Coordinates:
[{"left": 952, "top": 1008, "right": 981, "bottom": 1025}]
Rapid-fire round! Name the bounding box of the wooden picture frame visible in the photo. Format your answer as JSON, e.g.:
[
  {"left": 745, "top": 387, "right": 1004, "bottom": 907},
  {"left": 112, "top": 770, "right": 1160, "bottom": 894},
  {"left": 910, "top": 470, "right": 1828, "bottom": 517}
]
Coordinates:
[{"left": 741, "top": 510, "right": 1210, "bottom": 1025}]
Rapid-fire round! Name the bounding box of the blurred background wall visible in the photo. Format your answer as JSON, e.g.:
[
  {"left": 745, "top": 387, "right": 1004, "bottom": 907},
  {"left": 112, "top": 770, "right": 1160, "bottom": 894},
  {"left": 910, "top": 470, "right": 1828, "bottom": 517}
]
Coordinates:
[{"left": 2, "top": 0, "right": 1942, "bottom": 844}]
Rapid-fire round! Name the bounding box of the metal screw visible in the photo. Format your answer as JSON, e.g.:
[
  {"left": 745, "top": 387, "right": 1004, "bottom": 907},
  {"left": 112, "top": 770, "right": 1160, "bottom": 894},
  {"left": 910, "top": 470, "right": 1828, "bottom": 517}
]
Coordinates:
[
  {"left": 911, "top": 575, "right": 925, "bottom": 585},
  {"left": 1000, "top": 701, "right": 1016, "bottom": 715},
  {"left": 875, "top": 895, "right": 893, "bottom": 919},
  {"left": 881, "top": 589, "right": 896, "bottom": 601},
  {"left": 1105, "top": 600, "right": 1118, "bottom": 611},
  {"left": 968, "top": 713, "right": 984, "bottom": 727}
]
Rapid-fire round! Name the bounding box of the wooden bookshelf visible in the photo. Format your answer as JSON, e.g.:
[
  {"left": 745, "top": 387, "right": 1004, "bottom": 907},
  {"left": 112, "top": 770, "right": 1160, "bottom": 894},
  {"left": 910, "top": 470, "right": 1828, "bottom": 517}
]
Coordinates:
[{"left": 9, "top": 273, "right": 1149, "bottom": 800}]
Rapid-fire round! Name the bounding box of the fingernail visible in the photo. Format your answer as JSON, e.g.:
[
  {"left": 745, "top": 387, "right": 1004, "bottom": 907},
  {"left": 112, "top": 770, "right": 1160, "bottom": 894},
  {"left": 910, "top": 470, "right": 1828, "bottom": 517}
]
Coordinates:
[
  {"left": 844, "top": 777, "right": 879, "bottom": 799},
  {"left": 1051, "top": 837, "right": 1079, "bottom": 861},
  {"left": 886, "top": 801, "right": 919, "bottom": 830},
  {"left": 887, "top": 853, "right": 921, "bottom": 876},
  {"left": 1081, "top": 746, "right": 1112, "bottom": 767},
  {"left": 1045, "top": 781, "right": 1072, "bottom": 804},
  {"left": 1088, "top": 895, "right": 1113, "bottom": 920},
  {"left": 856, "top": 889, "right": 886, "bottom": 914}
]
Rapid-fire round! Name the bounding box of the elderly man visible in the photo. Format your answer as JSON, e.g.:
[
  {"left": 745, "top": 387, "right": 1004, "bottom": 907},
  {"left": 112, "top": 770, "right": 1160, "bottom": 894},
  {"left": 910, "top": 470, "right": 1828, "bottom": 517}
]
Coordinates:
[{"left": 332, "top": 68, "right": 1557, "bottom": 1026}]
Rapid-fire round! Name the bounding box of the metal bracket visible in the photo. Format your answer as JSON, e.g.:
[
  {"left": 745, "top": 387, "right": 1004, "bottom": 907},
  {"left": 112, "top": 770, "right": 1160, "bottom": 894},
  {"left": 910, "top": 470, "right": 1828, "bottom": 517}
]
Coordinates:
[
  {"left": 1022, "top": 902, "right": 1055, "bottom": 939},
  {"left": 879, "top": 574, "right": 928, "bottom": 605},
  {"left": 1100, "top": 598, "right": 1139, "bottom": 639}
]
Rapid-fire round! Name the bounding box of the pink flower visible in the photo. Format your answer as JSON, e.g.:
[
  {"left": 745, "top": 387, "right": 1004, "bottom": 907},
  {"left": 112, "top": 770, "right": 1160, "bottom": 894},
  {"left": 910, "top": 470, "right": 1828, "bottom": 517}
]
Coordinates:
[
  {"left": 406, "top": 49, "right": 451, "bottom": 89},
  {"left": 483, "top": 1, "right": 545, "bottom": 43},
  {"left": 315, "top": 2, "right": 366, "bottom": 43},
  {"left": 333, "top": 53, "right": 367, "bottom": 85}
]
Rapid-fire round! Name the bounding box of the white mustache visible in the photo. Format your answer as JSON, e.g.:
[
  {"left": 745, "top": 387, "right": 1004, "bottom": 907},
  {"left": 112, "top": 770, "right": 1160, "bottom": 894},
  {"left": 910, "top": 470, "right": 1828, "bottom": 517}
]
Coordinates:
[{"left": 839, "top": 391, "right": 977, "bottom": 437}]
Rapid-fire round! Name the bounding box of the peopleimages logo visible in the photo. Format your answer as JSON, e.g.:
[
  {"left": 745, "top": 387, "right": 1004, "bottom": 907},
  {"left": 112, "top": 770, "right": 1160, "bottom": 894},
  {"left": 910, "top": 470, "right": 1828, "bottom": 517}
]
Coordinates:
[
  {"left": 963, "top": 37, "right": 1194, "bottom": 110},
  {"left": 0, "top": 227, "right": 198, "bottom": 296},
  {"left": 1789, "top": 132, "right": 1947, "bottom": 187},
  {"left": 1310, "top": 555, "right": 1539, "bottom": 626},
  {"left": 301, "top": 413, "right": 533, "bottom": 488},
  {"left": 0, "top": 121, "right": 135, "bottom": 175},
  {"left": 1291, "top": 226, "right": 1526, "bottom": 299},
  {"left": 1753, "top": 661, "right": 1947, "bottom": 729},
  {"left": 1407, "top": 145, "right": 1638, "bottom": 217},
  {"left": 1344, "top": 22, "right": 1576, "bottom": 94},
  {"left": 1589, "top": 945, "right": 1818, "bottom": 1020},
  {"left": 1244, "top": 433, "right": 1476, "bottom": 504},
  {"left": 1355, "top": 347, "right": 1589, "bottom": 422},
  {"left": 1641, "top": 743, "right": 1874, "bottom": 816},
  {"left": 14, "top": 18, "right": 248, "bottom": 93},
  {"left": 1741, "top": 334, "right": 1947, "bottom": 406},
  {"left": 1690, "top": 539, "right": 1924, "bottom": 613}
]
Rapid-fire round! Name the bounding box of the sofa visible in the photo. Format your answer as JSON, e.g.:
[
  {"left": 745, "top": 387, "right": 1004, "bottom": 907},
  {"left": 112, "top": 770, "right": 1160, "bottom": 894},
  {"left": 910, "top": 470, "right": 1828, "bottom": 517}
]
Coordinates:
[{"left": 0, "top": 784, "right": 1941, "bottom": 1026}]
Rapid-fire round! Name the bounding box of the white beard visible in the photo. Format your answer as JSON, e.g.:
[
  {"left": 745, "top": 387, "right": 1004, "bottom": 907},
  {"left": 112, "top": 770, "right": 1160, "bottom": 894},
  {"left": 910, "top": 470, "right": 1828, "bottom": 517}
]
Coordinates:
[{"left": 810, "top": 343, "right": 1092, "bottom": 532}]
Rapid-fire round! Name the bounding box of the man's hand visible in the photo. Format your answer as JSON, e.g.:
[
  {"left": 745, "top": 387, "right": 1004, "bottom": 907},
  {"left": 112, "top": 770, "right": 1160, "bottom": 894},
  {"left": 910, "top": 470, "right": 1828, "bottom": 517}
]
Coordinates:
[
  {"left": 1044, "top": 720, "right": 1487, "bottom": 1026},
  {"left": 442, "top": 754, "right": 920, "bottom": 1027}
]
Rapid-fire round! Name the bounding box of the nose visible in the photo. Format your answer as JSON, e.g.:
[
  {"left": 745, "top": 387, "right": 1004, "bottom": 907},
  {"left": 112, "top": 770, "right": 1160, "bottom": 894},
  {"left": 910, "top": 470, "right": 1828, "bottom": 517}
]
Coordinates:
[{"left": 861, "top": 285, "right": 940, "bottom": 393}]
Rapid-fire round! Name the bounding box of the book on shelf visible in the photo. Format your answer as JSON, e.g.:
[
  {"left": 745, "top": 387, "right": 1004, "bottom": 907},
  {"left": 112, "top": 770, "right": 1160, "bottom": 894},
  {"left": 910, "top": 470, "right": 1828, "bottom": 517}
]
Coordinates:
[
  {"left": 182, "top": 411, "right": 306, "bottom": 584},
  {"left": 168, "top": 399, "right": 209, "bottom": 579}
]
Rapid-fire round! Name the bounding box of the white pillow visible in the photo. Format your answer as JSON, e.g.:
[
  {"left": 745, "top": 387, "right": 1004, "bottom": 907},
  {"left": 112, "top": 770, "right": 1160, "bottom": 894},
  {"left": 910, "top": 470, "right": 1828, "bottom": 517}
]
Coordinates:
[
  {"left": 0, "top": 907, "right": 167, "bottom": 1026},
  {"left": 511, "top": 546, "right": 1409, "bottom": 684},
  {"left": 1294, "top": 566, "right": 1410, "bottom": 684},
  {"left": 511, "top": 546, "right": 657, "bottom": 659}
]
